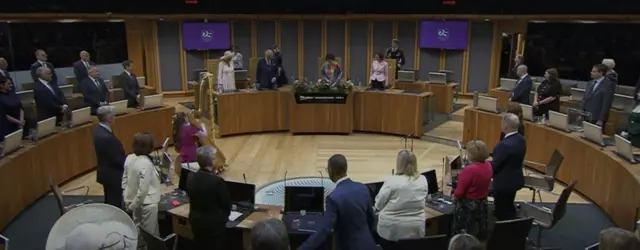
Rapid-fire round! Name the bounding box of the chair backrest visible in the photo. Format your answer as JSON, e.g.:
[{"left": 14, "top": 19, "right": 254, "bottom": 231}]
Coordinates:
[
  {"left": 486, "top": 217, "right": 534, "bottom": 250},
  {"left": 550, "top": 180, "right": 577, "bottom": 227},
  {"left": 0, "top": 234, "right": 8, "bottom": 250},
  {"left": 585, "top": 243, "right": 599, "bottom": 250},
  {"left": 394, "top": 234, "right": 448, "bottom": 250},
  {"left": 139, "top": 226, "right": 169, "bottom": 250},
  {"left": 545, "top": 149, "right": 564, "bottom": 177},
  {"left": 48, "top": 175, "right": 66, "bottom": 216}
]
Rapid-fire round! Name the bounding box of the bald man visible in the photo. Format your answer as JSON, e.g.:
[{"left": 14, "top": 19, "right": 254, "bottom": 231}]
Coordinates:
[
  {"left": 79, "top": 66, "right": 109, "bottom": 115},
  {"left": 33, "top": 67, "right": 68, "bottom": 122},
  {"left": 73, "top": 51, "right": 96, "bottom": 89},
  {"left": 491, "top": 113, "right": 526, "bottom": 220},
  {"left": 509, "top": 64, "right": 533, "bottom": 105},
  {"left": 30, "top": 49, "right": 58, "bottom": 85}
]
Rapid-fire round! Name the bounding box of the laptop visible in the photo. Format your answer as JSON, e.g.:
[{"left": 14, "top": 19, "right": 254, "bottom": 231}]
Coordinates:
[
  {"left": 2, "top": 130, "right": 23, "bottom": 155},
  {"left": 141, "top": 94, "right": 163, "bottom": 110},
  {"left": 571, "top": 88, "right": 585, "bottom": 102},
  {"left": 498, "top": 78, "right": 518, "bottom": 91},
  {"left": 70, "top": 107, "right": 92, "bottom": 127},
  {"left": 547, "top": 110, "right": 569, "bottom": 132},
  {"left": 17, "top": 90, "right": 34, "bottom": 104},
  {"left": 283, "top": 186, "right": 325, "bottom": 232},
  {"left": 614, "top": 134, "right": 640, "bottom": 163},
  {"left": 421, "top": 169, "right": 440, "bottom": 195},
  {"left": 111, "top": 100, "right": 129, "bottom": 116},
  {"left": 520, "top": 104, "right": 534, "bottom": 121},
  {"left": 225, "top": 180, "right": 256, "bottom": 208},
  {"left": 59, "top": 85, "right": 74, "bottom": 98},
  {"left": 367, "top": 181, "right": 384, "bottom": 203},
  {"left": 582, "top": 121, "right": 614, "bottom": 147},
  {"left": 36, "top": 117, "right": 57, "bottom": 140},
  {"left": 477, "top": 96, "right": 499, "bottom": 113},
  {"left": 136, "top": 76, "right": 146, "bottom": 88}
]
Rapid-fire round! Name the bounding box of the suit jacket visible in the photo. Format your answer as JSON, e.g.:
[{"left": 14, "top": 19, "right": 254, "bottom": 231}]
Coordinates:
[
  {"left": 491, "top": 133, "right": 526, "bottom": 192},
  {"left": 300, "top": 178, "right": 377, "bottom": 250},
  {"left": 186, "top": 169, "right": 232, "bottom": 226},
  {"left": 80, "top": 77, "right": 109, "bottom": 115},
  {"left": 256, "top": 58, "right": 277, "bottom": 90},
  {"left": 72, "top": 60, "right": 96, "bottom": 84},
  {"left": 30, "top": 61, "right": 58, "bottom": 85},
  {"left": 581, "top": 77, "right": 615, "bottom": 123},
  {"left": 511, "top": 75, "right": 532, "bottom": 105},
  {"left": 92, "top": 125, "right": 126, "bottom": 187},
  {"left": 33, "top": 80, "right": 67, "bottom": 121},
  {"left": 119, "top": 72, "right": 139, "bottom": 107}
]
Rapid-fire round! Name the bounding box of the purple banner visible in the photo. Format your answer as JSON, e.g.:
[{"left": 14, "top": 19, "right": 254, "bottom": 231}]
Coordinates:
[
  {"left": 419, "top": 21, "right": 469, "bottom": 50},
  {"left": 182, "top": 22, "right": 230, "bottom": 50}
]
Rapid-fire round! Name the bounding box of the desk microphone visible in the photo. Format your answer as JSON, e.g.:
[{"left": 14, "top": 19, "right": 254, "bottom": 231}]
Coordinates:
[
  {"left": 402, "top": 136, "right": 408, "bottom": 150},
  {"left": 319, "top": 170, "right": 326, "bottom": 190},
  {"left": 392, "top": 169, "right": 395, "bottom": 175},
  {"left": 284, "top": 171, "right": 288, "bottom": 186},
  {"left": 243, "top": 173, "right": 247, "bottom": 184},
  {"left": 408, "top": 133, "right": 414, "bottom": 152}
]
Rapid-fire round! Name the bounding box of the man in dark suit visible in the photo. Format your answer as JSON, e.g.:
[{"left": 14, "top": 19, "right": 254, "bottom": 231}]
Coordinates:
[
  {"left": 33, "top": 67, "right": 68, "bottom": 122},
  {"left": 30, "top": 49, "right": 58, "bottom": 85},
  {"left": 0, "top": 58, "right": 12, "bottom": 93},
  {"left": 119, "top": 60, "right": 140, "bottom": 107},
  {"left": 299, "top": 154, "right": 377, "bottom": 250},
  {"left": 79, "top": 66, "right": 109, "bottom": 115},
  {"left": 72, "top": 51, "right": 96, "bottom": 91},
  {"left": 256, "top": 49, "right": 278, "bottom": 90},
  {"left": 186, "top": 145, "right": 232, "bottom": 250},
  {"left": 385, "top": 39, "right": 406, "bottom": 79},
  {"left": 272, "top": 45, "right": 288, "bottom": 87},
  {"left": 510, "top": 64, "right": 532, "bottom": 105},
  {"left": 581, "top": 64, "right": 615, "bottom": 127},
  {"left": 491, "top": 113, "right": 526, "bottom": 221},
  {"left": 92, "top": 106, "right": 126, "bottom": 209}
]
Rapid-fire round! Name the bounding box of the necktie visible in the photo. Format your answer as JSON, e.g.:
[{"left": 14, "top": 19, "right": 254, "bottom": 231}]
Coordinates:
[
  {"left": 84, "top": 61, "right": 90, "bottom": 69},
  {"left": 592, "top": 80, "right": 600, "bottom": 91},
  {"left": 41, "top": 61, "right": 47, "bottom": 68},
  {"left": 93, "top": 79, "right": 100, "bottom": 88}
]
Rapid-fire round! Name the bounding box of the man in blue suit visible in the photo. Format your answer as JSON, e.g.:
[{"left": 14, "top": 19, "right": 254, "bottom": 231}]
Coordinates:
[
  {"left": 299, "top": 154, "right": 377, "bottom": 250},
  {"left": 491, "top": 113, "right": 526, "bottom": 221},
  {"left": 510, "top": 64, "right": 532, "bottom": 105},
  {"left": 256, "top": 49, "right": 278, "bottom": 90}
]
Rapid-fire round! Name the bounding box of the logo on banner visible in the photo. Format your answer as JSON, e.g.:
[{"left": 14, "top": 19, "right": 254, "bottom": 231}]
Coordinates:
[
  {"left": 437, "top": 28, "right": 450, "bottom": 41},
  {"left": 201, "top": 30, "right": 213, "bottom": 42}
]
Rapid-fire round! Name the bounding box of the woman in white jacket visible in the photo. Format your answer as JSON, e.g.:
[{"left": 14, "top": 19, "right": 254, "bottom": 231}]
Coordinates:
[
  {"left": 374, "top": 149, "right": 429, "bottom": 248},
  {"left": 122, "top": 132, "right": 161, "bottom": 235}
]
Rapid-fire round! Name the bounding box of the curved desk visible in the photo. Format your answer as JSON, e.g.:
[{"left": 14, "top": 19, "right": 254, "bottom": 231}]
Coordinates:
[
  {"left": 354, "top": 90, "right": 432, "bottom": 136},
  {"left": 216, "top": 91, "right": 288, "bottom": 137},
  {"left": 0, "top": 106, "right": 175, "bottom": 230},
  {"left": 462, "top": 108, "right": 640, "bottom": 230}
]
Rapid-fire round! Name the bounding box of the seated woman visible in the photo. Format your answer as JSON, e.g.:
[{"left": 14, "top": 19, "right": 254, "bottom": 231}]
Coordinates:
[
  {"left": 369, "top": 52, "right": 388, "bottom": 90},
  {"left": 0, "top": 77, "right": 27, "bottom": 139},
  {"left": 375, "top": 150, "right": 429, "bottom": 248},
  {"left": 618, "top": 103, "right": 640, "bottom": 147},
  {"left": 321, "top": 53, "right": 342, "bottom": 83},
  {"left": 500, "top": 102, "right": 525, "bottom": 140},
  {"left": 533, "top": 68, "right": 562, "bottom": 118},
  {"left": 452, "top": 140, "right": 492, "bottom": 239}
]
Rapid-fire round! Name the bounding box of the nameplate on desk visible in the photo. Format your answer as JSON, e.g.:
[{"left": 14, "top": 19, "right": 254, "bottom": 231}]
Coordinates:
[{"left": 294, "top": 93, "right": 348, "bottom": 104}]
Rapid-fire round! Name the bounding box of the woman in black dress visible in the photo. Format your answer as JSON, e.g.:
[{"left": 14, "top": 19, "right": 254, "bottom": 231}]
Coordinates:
[
  {"left": 0, "top": 77, "right": 24, "bottom": 138},
  {"left": 533, "top": 68, "right": 562, "bottom": 118}
]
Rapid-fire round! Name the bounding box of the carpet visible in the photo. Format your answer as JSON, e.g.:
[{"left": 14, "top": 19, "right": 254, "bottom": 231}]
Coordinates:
[{"left": 179, "top": 102, "right": 195, "bottom": 110}]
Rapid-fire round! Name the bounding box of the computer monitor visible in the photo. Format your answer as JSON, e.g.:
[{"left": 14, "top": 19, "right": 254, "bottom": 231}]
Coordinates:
[
  {"left": 615, "top": 134, "right": 637, "bottom": 163},
  {"left": 141, "top": 94, "right": 163, "bottom": 110},
  {"left": 136, "top": 76, "right": 146, "bottom": 88},
  {"left": 2, "top": 130, "right": 23, "bottom": 155},
  {"left": 37, "top": 117, "right": 57, "bottom": 139},
  {"left": 284, "top": 186, "right": 325, "bottom": 213},
  {"left": 421, "top": 170, "right": 439, "bottom": 195},
  {"left": 111, "top": 100, "right": 129, "bottom": 116},
  {"left": 225, "top": 181, "right": 256, "bottom": 205},
  {"left": 366, "top": 181, "right": 384, "bottom": 202},
  {"left": 60, "top": 84, "right": 74, "bottom": 98},
  {"left": 582, "top": 121, "right": 603, "bottom": 145},
  {"left": 520, "top": 104, "right": 534, "bottom": 121},
  {"left": 17, "top": 90, "right": 34, "bottom": 104},
  {"left": 70, "top": 107, "right": 92, "bottom": 127},
  {"left": 498, "top": 78, "right": 517, "bottom": 91},
  {"left": 548, "top": 110, "right": 569, "bottom": 132},
  {"left": 477, "top": 96, "right": 499, "bottom": 113},
  {"left": 571, "top": 88, "right": 585, "bottom": 102}
]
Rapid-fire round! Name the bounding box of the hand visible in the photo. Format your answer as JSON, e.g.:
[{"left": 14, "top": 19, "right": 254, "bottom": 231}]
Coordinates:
[
  {"left": 508, "top": 98, "right": 512, "bottom": 102},
  {"left": 271, "top": 77, "right": 276, "bottom": 83},
  {"left": 622, "top": 131, "right": 629, "bottom": 138},
  {"left": 19, "top": 120, "right": 25, "bottom": 127},
  {"left": 596, "top": 120, "right": 603, "bottom": 126},
  {"left": 532, "top": 102, "right": 539, "bottom": 107}
]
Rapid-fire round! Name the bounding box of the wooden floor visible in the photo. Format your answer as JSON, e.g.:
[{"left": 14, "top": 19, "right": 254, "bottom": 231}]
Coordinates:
[{"left": 61, "top": 97, "right": 587, "bottom": 204}]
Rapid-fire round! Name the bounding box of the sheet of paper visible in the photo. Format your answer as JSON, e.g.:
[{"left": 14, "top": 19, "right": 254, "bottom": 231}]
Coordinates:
[{"left": 229, "top": 211, "right": 243, "bottom": 221}]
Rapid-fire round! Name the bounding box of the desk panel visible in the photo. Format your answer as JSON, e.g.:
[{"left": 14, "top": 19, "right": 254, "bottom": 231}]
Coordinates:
[
  {"left": 216, "top": 91, "right": 288, "bottom": 136},
  {"left": 354, "top": 90, "right": 431, "bottom": 136}
]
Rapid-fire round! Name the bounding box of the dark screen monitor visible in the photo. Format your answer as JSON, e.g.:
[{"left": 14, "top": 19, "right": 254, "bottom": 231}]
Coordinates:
[
  {"left": 284, "top": 186, "right": 324, "bottom": 213},
  {"left": 367, "top": 182, "right": 384, "bottom": 202},
  {"left": 421, "top": 170, "right": 439, "bottom": 195},
  {"left": 225, "top": 181, "right": 256, "bottom": 205}
]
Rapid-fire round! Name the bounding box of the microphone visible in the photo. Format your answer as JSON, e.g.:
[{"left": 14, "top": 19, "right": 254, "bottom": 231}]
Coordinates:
[
  {"left": 319, "top": 170, "right": 324, "bottom": 180},
  {"left": 402, "top": 136, "right": 407, "bottom": 150},
  {"left": 409, "top": 133, "right": 414, "bottom": 152},
  {"left": 284, "top": 171, "right": 288, "bottom": 187},
  {"left": 243, "top": 173, "right": 247, "bottom": 184},
  {"left": 392, "top": 169, "right": 395, "bottom": 175}
]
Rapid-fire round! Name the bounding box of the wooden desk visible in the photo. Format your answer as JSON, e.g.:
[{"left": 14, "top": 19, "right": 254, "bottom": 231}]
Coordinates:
[
  {"left": 0, "top": 106, "right": 175, "bottom": 230},
  {"left": 395, "top": 81, "right": 458, "bottom": 114},
  {"left": 216, "top": 90, "right": 288, "bottom": 136},
  {"left": 462, "top": 108, "right": 640, "bottom": 230},
  {"left": 560, "top": 99, "right": 624, "bottom": 136},
  {"left": 353, "top": 90, "right": 432, "bottom": 136},
  {"left": 289, "top": 93, "right": 354, "bottom": 134}
]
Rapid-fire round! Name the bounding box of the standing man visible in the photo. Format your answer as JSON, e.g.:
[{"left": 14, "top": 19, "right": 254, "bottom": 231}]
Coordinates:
[
  {"left": 79, "top": 66, "right": 109, "bottom": 115},
  {"left": 33, "top": 67, "right": 67, "bottom": 122},
  {"left": 72, "top": 51, "right": 96, "bottom": 91},
  {"left": 272, "top": 45, "right": 288, "bottom": 86},
  {"left": 299, "top": 154, "right": 377, "bottom": 250},
  {"left": 186, "top": 146, "right": 232, "bottom": 250},
  {"left": 510, "top": 65, "right": 532, "bottom": 105},
  {"left": 256, "top": 49, "right": 278, "bottom": 90},
  {"left": 119, "top": 60, "right": 140, "bottom": 107},
  {"left": 30, "top": 49, "right": 58, "bottom": 85},
  {"left": 581, "top": 64, "right": 615, "bottom": 127},
  {"left": 385, "top": 39, "right": 405, "bottom": 78},
  {"left": 508, "top": 55, "right": 524, "bottom": 79},
  {"left": 0, "top": 58, "right": 12, "bottom": 92},
  {"left": 491, "top": 113, "right": 526, "bottom": 221},
  {"left": 92, "top": 106, "right": 126, "bottom": 209}
]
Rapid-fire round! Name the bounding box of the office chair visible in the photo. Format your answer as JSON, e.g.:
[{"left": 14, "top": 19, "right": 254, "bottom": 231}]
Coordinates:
[
  {"left": 48, "top": 175, "right": 91, "bottom": 216},
  {"left": 391, "top": 234, "right": 448, "bottom": 250},
  {"left": 0, "top": 234, "right": 8, "bottom": 250},
  {"left": 524, "top": 149, "right": 564, "bottom": 202},
  {"left": 585, "top": 243, "right": 599, "bottom": 250},
  {"left": 486, "top": 217, "right": 534, "bottom": 250},
  {"left": 521, "top": 180, "right": 577, "bottom": 249},
  {"left": 139, "top": 226, "right": 178, "bottom": 250}
]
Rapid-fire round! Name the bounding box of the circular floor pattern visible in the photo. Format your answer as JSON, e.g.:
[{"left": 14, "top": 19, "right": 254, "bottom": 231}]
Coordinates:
[{"left": 255, "top": 177, "right": 336, "bottom": 206}]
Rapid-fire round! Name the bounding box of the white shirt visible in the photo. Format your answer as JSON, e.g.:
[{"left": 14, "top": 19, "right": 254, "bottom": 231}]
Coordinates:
[
  {"left": 99, "top": 123, "right": 112, "bottom": 133},
  {"left": 122, "top": 154, "right": 161, "bottom": 208},
  {"left": 503, "top": 131, "right": 518, "bottom": 139},
  {"left": 375, "top": 174, "right": 428, "bottom": 241},
  {"left": 592, "top": 77, "right": 605, "bottom": 91},
  {"left": 38, "top": 78, "right": 55, "bottom": 95},
  {"left": 124, "top": 70, "right": 132, "bottom": 78},
  {"left": 38, "top": 61, "right": 47, "bottom": 68},
  {"left": 335, "top": 176, "right": 349, "bottom": 186}
]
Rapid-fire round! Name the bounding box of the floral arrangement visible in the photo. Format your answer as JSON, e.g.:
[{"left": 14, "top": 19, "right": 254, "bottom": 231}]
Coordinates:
[{"left": 292, "top": 77, "right": 355, "bottom": 94}]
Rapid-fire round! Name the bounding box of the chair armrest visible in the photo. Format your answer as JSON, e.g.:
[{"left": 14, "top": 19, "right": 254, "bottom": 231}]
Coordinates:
[
  {"left": 520, "top": 202, "right": 553, "bottom": 226},
  {"left": 162, "top": 233, "right": 176, "bottom": 242},
  {"left": 63, "top": 186, "right": 90, "bottom": 196}
]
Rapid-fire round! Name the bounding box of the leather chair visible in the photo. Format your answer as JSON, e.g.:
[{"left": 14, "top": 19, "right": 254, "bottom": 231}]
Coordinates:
[
  {"left": 391, "top": 234, "right": 448, "bottom": 250},
  {"left": 48, "top": 175, "right": 91, "bottom": 216},
  {"left": 524, "top": 149, "right": 564, "bottom": 202},
  {"left": 0, "top": 234, "right": 8, "bottom": 250},
  {"left": 139, "top": 226, "right": 178, "bottom": 250},
  {"left": 585, "top": 243, "right": 599, "bottom": 250},
  {"left": 486, "top": 217, "right": 534, "bottom": 250},
  {"left": 521, "top": 180, "right": 577, "bottom": 249}
]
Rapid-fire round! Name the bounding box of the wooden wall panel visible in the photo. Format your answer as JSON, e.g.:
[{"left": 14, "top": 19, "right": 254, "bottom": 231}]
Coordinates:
[{"left": 125, "top": 20, "right": 144, "bottom": 77}]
